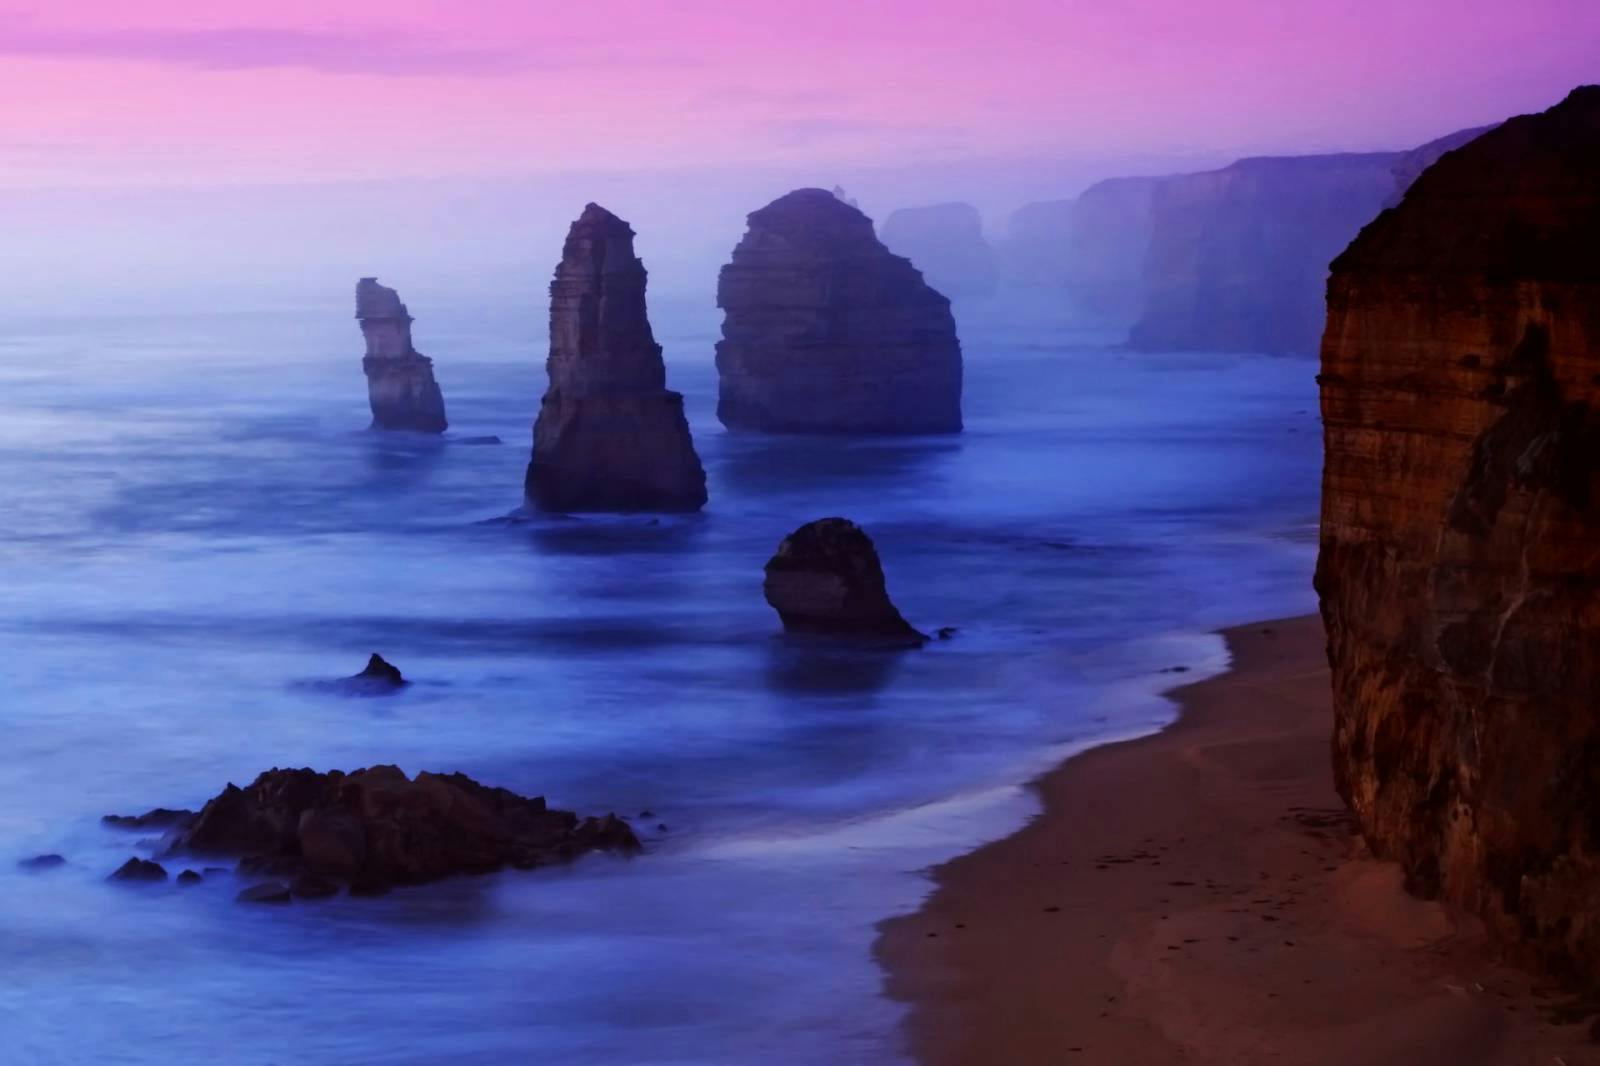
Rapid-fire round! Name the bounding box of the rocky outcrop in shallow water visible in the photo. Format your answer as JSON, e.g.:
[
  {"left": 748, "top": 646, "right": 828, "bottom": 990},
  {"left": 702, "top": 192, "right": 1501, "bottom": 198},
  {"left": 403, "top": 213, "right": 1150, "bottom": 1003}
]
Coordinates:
[
  {"left": 715, "top": 188, "right": 963, "bottom": 434},
  {"left": 763, "top": 518, "right": 926, "bottom": 644},
  {"left": 159, "top": 765, "right": 639, "bottom": 897},
  {"left": 356, "top": 278, "right": 448, "bottom": 433},
  {"left": 344, "top": 653, "right": 406, "bottom": 694},
  {"left": 1315, "top": 86, "right": 1600, "bottom": 982},
  {"left": 525, "top": 204, "right": 707, "bottom": 512}
]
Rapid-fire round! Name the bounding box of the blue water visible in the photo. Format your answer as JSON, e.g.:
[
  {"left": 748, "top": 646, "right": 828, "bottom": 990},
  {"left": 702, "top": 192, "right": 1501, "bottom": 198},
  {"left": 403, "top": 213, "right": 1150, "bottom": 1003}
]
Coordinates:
[{"left": 0, "top": 304, "right": 1321, "bottom": 1064}]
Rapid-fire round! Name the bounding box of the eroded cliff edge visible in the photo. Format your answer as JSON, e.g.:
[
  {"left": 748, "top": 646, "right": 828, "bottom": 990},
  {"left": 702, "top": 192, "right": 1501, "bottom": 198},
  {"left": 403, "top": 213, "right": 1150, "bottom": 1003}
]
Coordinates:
[{"left": 1315, "top": 86, "right": 1600, "bottom": 981}]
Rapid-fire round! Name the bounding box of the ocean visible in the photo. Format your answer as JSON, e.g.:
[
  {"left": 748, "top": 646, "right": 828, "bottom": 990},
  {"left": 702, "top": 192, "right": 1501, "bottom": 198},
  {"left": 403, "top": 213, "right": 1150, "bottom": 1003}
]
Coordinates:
[{"left": 0, "top": 301, "right": 1320, "bottom": 1064}]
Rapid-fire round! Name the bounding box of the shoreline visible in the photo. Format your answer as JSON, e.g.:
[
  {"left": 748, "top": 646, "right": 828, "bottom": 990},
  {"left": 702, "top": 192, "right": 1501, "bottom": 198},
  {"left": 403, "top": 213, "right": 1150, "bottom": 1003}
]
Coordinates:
[{"left": 875, "top": 615, "right": 1590, "bottom": 1065}]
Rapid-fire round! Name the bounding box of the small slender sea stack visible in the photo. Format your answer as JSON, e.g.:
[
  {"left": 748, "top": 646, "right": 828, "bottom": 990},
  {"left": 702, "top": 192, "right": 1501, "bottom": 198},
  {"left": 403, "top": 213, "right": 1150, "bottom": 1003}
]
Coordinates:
[
  {"left": 355, "top": 278, "right": 447, "bottom": 433},
  {"left": 715, "top": 188, "right": 963, "bottom": 434},
  {"left": 763, "top": 518, "right": 926, "bottom": 644},
  {"left": 525, "top": 204, "right": 707, "bottom": 512},
  {"left": 1316, "top": 86, "right": 1600, "bottom": 979}
]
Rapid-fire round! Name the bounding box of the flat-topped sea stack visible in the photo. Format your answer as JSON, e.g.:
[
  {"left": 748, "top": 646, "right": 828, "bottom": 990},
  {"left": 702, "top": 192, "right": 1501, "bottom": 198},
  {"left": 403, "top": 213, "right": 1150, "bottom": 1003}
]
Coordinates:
[
  {"left": 763, "top": 518, "right": 926, "bottom": 645},
  {"left": 355, "top": 278, "right": 447, "bottom": 433},
  {"left": 715, "top": 188, "right": 963, "bottom": 434},
  {"left": 1316, "top": 86, "right": 1600, "bottom": 982},
  {"left": 879, "top": 202, "right": 997, "bottom": 301},
  {"left": 525, "top": 204, "right": 706, "bottom": 513}
]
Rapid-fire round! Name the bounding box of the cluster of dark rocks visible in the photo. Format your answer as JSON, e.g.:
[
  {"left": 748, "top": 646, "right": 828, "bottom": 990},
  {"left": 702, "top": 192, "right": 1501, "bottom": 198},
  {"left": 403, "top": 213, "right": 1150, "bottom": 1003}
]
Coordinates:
[
  {"left": 84, "top": 191, "right": 963, "bottom": 910},
  {"left": 83, "top": 765, "right": 638, "bottom": 902}
]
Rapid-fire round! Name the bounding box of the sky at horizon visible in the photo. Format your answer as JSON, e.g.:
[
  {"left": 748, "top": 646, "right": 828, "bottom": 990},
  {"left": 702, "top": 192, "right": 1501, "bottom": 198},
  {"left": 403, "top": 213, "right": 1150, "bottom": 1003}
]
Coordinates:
[
  {"left": 1, "top": 0, "right": 1595, "bottom": 191},
  {"left": 0, "top": 1, "right": 1593, "bottom": 314}
]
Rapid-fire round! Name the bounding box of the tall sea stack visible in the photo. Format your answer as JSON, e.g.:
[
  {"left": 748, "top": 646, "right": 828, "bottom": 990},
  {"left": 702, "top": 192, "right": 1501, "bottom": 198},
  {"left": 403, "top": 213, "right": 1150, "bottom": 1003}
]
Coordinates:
[
  {"left": 525, "top": 204, "right": 706, "bottom": 513},
  {"left": 1316, "top": 87, "right": 1600, "bottom": 981},
  {"left": 715, "top": 188, "right": 963, "bottom": 434},
  {"left": 356, "top": 278, "right": 447, "bottom": 433}
]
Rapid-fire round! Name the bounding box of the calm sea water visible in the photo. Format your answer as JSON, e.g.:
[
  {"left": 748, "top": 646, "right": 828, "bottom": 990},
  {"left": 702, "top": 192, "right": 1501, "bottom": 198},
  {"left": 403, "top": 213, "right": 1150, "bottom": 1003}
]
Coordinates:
[{"left": 0, "top": 302, "right": 1320, "bottom": 1064}]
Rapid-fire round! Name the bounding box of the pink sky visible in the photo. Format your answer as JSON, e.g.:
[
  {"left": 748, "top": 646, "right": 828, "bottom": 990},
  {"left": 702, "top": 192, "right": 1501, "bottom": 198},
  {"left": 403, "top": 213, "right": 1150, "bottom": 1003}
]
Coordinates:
[{"left": 0, "top": 0, "right": 1595, "bottom": 188}]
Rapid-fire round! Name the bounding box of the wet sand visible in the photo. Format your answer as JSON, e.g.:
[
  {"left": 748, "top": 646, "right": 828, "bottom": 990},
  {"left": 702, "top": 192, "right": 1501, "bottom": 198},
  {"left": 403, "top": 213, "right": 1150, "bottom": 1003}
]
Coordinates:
[{"left": 877, "top": 615, "right": 1593, "bottom": 1065}]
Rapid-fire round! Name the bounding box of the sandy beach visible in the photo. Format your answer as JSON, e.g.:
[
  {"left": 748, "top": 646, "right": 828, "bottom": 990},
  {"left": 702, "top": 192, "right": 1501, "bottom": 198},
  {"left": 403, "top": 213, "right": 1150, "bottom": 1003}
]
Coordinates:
[{"left": 877, "top": 615, "right": 1594, "bottom": 1065}]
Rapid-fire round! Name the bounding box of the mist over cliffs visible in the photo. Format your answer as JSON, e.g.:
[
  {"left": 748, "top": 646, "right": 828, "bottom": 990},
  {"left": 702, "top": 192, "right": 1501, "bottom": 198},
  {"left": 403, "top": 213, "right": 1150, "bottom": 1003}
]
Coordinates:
[{"left": 985, "top": 124, "right": 1493, "bottom": 353}]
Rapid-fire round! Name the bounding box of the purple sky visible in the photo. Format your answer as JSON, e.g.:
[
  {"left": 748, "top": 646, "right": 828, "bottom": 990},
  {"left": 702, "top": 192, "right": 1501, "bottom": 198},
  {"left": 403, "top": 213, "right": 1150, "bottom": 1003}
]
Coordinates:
[{"left": 0, "top": 0, "right": 1594, "bottom": 189}]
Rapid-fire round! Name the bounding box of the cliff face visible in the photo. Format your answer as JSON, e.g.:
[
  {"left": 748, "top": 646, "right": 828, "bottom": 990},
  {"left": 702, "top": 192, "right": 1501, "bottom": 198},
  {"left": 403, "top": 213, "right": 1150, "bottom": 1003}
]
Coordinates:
[
  {"left": 525, "top": 204, "right": 707, "bottom": 513},
  {"left": 1130, "top": 153, "right": 1401, "bottom": 355},
  {"left": 1316, "top": 86, "right": 1600, "bottom": 981},
  {"left": 715, "top": 188, "right": 963, "bottom": 434},
  {"left": 1001, "top": 177, "right": 1158, "bottom": 327},
  {"left": 356, "top": 278, "right": 447, "bottom": 433},
  {"left": 879, "top": 202, "right": 997, "bottom": 301},
  {"left": 1385, "top": 124, "right": 1497, "bottom": 206}
]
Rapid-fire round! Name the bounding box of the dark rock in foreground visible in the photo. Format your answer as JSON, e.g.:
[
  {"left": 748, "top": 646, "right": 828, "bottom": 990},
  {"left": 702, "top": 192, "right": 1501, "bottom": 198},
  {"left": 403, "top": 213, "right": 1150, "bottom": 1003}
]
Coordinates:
[
  {"left": 1316, "top": 86, "right": 1600, "bottom": 982},
  {"left": 109, "top": 857, "right": 167, "bottom": 882},
  {"left": 525, "top": 204, "right": 706, "bottom": 513},
  {"left": 357, "top": 277, "right": 448, "bottom": 434},
  {"left": 716, "top": 188, "right": 963, "bottom": 434},
  {"left": 102, "top": 808, "right": 195, "bottom": 830},
  {"left": 159, "top": 765, "right": 639, "bottom": 897},
  {"left": 763, "top": 518, "right": 926, "bottom": 644}
]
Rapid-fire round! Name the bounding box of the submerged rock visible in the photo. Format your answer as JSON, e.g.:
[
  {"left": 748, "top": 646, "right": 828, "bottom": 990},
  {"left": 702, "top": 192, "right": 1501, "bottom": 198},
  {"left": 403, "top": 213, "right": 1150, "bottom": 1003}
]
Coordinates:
[
  {"left": 525, "top": 204, "right": 706, "bottom": 513},
  {"left": 715, "top": 188, "right": 963, "bottom": 434},
  {"left": 1316, "top": 86, "right": 1600, "bottom": 981},
  {"left": 102, "top": 808, "right": 194, "bottom": 830},
  {"left": 356, "top": 277, "right": 448, "bottom": 434},
  {"left": 159, "top": 765, "right": 639, "bottom": 896},
  {"left": 348, "top": 653, "right": 405, "bottom": 692},
  {"left": 18, "top": 853, "right": 65, "bottom": 871},
  {"left": 763, "top": 518, "right": 926, "bottom": 644},
  {"left": 237, "top": 881, "right": 292, "bottom": 905},
  {"left": 176, "top": 869, "right": 202, "bottom": 884},
  {"left": 109, "top": 857, "right": 167, "bottom": 882},
  {"left": 290, "top": 873, "right": 340, "bottom": 900}
]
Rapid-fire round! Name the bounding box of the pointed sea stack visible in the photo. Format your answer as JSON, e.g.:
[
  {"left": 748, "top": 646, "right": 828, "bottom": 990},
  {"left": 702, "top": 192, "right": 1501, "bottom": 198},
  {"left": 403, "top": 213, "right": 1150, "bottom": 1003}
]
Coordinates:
[
  {"left": 1316, "top": 86, "right": 1600, "bottom": 981},
  {"left": 355, "top": 278, "right": 447, "bottom": 433},
  {"left": 525, "top": 205, "right": 707, "bottom": 513},
  {"left": 715, "top": 188, "right": 963, "bottom": 434}
]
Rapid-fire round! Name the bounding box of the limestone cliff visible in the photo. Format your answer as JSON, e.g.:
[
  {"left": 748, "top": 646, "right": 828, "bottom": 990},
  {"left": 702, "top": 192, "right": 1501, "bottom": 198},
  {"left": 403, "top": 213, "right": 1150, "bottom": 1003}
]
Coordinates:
[
  {"left": 1001, "top": 177, "right": 1159, "bottom": 327},
  {"left": 356, "top": 278, "right": 447, "bottom": 433},
  {"left": 1316, "top": 86, "right": 1600, "bottom": 981},
  {"left": 1129, "top": 153, "right": 1401, "bottom": 355},
  {"left": 525, "top": 204, "right": 707, "bottom": 513},
  {"left": 879, "top": 202, "right": 997, "bottom": 301},
  {"left": 715, "top": 188, "right": 963, "bottom": 434}
]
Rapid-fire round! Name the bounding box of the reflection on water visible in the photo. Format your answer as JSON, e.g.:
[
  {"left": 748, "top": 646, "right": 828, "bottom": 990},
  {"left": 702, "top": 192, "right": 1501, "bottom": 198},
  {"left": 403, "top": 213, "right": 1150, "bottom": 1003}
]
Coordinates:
[{"left": 0, "top": 307, "right": 1321, "bottom": 1064}]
